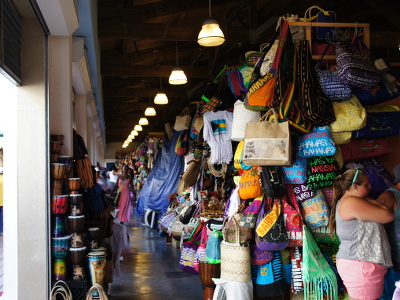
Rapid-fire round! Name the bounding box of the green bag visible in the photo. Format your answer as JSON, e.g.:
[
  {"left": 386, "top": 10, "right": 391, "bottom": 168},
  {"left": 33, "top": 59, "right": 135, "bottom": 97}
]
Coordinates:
[{"left": 302, "top": 226, "right": 338, "bottom": 300}]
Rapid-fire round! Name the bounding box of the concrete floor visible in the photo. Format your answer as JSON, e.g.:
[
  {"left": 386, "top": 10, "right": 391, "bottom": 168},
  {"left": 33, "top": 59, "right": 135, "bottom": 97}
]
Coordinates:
[{"left": 108, "top": 211, "right": 204, "bottom": 300}]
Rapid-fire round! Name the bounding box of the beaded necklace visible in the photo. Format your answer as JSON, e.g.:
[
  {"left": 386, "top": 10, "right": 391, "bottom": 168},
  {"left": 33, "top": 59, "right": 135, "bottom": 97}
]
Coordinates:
[{"left": 207, "top": 157, "right": 228, "bottom": 177}]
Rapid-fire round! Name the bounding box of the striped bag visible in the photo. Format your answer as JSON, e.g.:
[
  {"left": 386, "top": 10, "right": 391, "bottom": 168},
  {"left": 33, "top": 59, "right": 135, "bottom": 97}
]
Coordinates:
[{"left": 252, "top": 251, "right": 286, "bottom": 298}]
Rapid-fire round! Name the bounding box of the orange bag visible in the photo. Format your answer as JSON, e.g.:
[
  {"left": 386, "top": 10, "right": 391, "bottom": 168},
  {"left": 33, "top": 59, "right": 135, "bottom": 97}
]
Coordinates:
[
  {"left": 244, "top": 21, "right": 289, "bottom": 111},
  {"left": 238, "top": 166, "right": 263, "bottom": 200}
]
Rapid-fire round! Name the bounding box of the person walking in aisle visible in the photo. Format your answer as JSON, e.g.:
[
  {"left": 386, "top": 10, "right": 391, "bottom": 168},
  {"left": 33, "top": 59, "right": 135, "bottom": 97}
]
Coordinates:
[
  {"left": 329, "top": 168, "right": 393, "bottom": 300},
  {"left": 115, "top": 164, "right": 133, "bottom": 223}
]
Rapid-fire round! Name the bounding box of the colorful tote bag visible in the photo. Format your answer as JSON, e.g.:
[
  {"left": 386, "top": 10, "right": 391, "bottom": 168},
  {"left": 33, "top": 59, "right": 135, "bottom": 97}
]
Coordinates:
[
  {"left": 282, "top": 195, "right": 304, "bottom": 247},
  {"left": 353, "top": 58, "right": 400, "bottom": 106},
  {"left": 252, "top": 251, "right": 286, "bottom": 298},
  {"left": 336, "top": 37, "right": 381, "bottom": 89},
  {"left": 297, "top": 126, "right": 336, "bottom": 158},
  {"left": 282, "top": 157, "right": 308, "bottom": 184},
  {"left": 238, "top": 166, "right": 263, "bottom": 200},
  {"left": 352, "top": 105, "right": 400, "bottom": 138},
  {"left": 255, "top": 199, "right": 288, "bottom": 251},
  {"left": 302, "top": 226, "right": 338, "bottom": 300},
  {"left": 300, "top": 189, "right": 329, "bottom": 229},
  {"left": 245, "top": 21, "right": 289, "bottom": 111},
  {"left": 307, "top": 155, "right": 340, "bottom": 190}
]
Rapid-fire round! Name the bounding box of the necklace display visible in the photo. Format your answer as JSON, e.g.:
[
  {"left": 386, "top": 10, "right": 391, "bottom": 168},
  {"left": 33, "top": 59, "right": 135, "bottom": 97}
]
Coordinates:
[{"left": 207, "top": 157, "right": 228, "bottom": 177}]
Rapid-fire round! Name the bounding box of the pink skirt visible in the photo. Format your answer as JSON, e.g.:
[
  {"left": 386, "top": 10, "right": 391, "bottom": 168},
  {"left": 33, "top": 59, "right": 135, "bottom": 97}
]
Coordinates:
[{"left": 337, "top": 258, "right": 388, "bottom": 300}]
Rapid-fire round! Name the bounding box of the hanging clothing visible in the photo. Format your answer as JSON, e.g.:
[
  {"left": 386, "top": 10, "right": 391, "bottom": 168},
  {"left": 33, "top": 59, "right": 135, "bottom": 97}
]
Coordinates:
[
  {"left": 203, "top": 110, "right": 233, "bottom": 164},
  {"left": 136, "top": 131, "right": 184, "bottom": 216},
  {"left": 117, "top": 178, "right": 132, "bottom": 223}
]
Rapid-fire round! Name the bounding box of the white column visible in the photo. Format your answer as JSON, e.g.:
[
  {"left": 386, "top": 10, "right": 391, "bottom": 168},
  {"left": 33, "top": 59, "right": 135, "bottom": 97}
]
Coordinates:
[
  {"left": 75, "top": 94, "right": 88, "bottom": 142},
  {"left": 49, "top": 35, "right": 74, "bottom": 157},
  {"left": 2, "top": 16, "right": 48, "bottom": 300},
  {"left": 86, "top": 117, "right": 95, "bottom": 164}
]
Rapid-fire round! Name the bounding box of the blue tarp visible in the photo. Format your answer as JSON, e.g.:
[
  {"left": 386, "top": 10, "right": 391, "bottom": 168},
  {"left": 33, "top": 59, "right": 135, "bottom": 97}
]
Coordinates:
[{"left": 136, "top": 131, "right": 184, "bottom": 216}]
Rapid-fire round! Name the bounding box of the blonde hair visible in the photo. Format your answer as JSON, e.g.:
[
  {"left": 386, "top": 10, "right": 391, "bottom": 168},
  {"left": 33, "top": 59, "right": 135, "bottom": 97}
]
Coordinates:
[{"left": 329, "top": 168, "right": 366, "bottom": 233}]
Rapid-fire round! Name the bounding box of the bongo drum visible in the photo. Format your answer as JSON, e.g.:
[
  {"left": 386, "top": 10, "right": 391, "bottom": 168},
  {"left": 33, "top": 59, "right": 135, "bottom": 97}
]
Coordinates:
[
  {"left": 58, "top": 156, "right": 73, "bottom": 174},
  {"left": 70, "top": 246, "right": 87, "bottom": 280},
  {"left": 67, "top": 215, "right": 85, "bottom": 234},
  {"left": 52, "top": 195, "right": 69, "bottom": 215},
  {"left": 53, "top": 216, "right": 66, "bottom": 237},
  {"left": 88, "top": 227, "right": 100, "bottom": 249},
  {"left": 50, "top": 141, "right": 62, "bottom": 153},
  {"left": 51, "top": 163, "right": 66, "bottom": 180},
  {"left": 87, "top": 251, "right": 107, "bottom": 296},
  {"left": 71, "top": 233, "right": 85, "bottom": 248},
  {"left": 68, "top": 178, "right": 81, "bottom": 192},
  {"left": 52, "top": 179, "right": 64, "bottom": 195},
  {"left": 69, "top": 194, "right": 83, "bottom": 216},
  {"left": 198, "top": 257, "right": 221, "bottom": 300},
  {"left": 52, "top": 235, "right": 71, "bottom": 281}
]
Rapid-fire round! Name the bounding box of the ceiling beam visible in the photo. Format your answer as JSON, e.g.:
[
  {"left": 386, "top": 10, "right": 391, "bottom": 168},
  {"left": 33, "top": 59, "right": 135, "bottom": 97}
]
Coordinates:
[
  {"left": 101, "top": 43, "right": 202, "bottom": 65},
  {"left": 364, "top": 0, "right": 400, "bottom": 31},
  {"left": 103, "top": 87, "right": 201, "bottom": 98},
  {"left": 98, "top": 0, "right": 236, "bottom": 24},
  {"left": 101, "top": 64, "right": 210, "bottom": 77},
  {"left": 99, "top": 22, "right": 251, "bottom": 43}
]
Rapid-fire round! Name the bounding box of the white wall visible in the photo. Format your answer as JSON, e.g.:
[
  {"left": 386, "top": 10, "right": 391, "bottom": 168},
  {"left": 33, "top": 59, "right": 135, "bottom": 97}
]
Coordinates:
[{"left": 2, "top": 6, "right": 48, "bottom": 299}]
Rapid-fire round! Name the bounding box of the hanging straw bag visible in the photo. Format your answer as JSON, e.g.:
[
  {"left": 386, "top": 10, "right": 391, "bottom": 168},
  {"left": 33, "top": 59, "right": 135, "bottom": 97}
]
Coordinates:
[
  {"left": 242, "top": 108, "right": 291, "bottom": 166},
  {"left": 50, "top": 280, "right": 73, "bottom": 300},
  {"left": 174, "top": 107, "right": 192, "bottom": 131},
  {"left": 220, "top": 217, "right": 251, "bottom": 282},
  {"left": 231, "top": 100, "right": 260, "bottom": 141}
]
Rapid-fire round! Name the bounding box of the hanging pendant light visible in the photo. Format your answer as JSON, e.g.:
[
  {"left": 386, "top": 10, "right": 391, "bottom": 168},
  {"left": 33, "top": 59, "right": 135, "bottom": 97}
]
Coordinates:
[
  {"left": 131, "top": 130, "right": 138, "bottom": 136},
  {"left": 139, "top": 117, "right": 149, "bottom": 125},
  {"left": 198, "top": 0, "right": 225, "bottom": 47},
  {"left": 169, "top": 42, "right": 187, "bottom": 85},
  {"left": 154, "top": 78, "right": 169, "bottom": 105},
  {"left": 144, "top": 107, "right": 157, "bottom": 116},
  {"left": 134, "top": 125, "right": 143, "bottom": 131}
]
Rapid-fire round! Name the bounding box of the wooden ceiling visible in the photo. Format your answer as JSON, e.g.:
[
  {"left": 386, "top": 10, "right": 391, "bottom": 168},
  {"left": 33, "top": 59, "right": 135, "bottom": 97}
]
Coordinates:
[{"left": 98, "top": 0, "right": 400, "bottom": 144}]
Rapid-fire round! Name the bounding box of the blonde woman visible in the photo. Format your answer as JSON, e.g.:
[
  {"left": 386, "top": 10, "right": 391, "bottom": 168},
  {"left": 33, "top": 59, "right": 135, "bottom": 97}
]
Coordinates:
[{"left": 329, "top": 168, "right": 393, "bottom": 300}]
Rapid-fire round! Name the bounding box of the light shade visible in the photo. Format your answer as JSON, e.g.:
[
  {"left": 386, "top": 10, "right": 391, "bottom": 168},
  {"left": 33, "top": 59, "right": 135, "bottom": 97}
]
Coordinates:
[
  {"left": 127, "top": 138, "right": 132, "bottom": 142},
  {"left": 198, "top": 18, "right": 225, "bottom": 47},
  {"left": 139, "top": 117, "right": 149, "bottom": 125},
  {"left": 154, "top": 92, "right": 169, "bottom": 105},
  {"left": 144, "top": 107, "right": 157, "bottom": 116},
  {"left": 134, "top": 125, "right": 143, "bottom": 131},
  {"left": 169, "top": 67, "right": 187, "bottom": 85},
  {"left": 128, "top": 134, "right": 135, "bottom": 139},
  {"left": 131, "top": 130, "right": 138, "bottom": 136}
]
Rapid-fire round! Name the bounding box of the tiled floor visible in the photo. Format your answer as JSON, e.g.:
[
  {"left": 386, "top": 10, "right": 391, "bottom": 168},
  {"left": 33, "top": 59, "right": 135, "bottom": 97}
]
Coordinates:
[{"left": 108, "top": 211, "right": 204, "bottom": 300}]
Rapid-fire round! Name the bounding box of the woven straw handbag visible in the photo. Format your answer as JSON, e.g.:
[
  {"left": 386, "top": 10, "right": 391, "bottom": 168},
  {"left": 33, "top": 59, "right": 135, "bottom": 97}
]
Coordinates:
[
  {"left": 220, "top": 217, "right": 251, "bottom": 282},
  {"left": 174, "top": 107, "right": 192, "bottom": 131}
]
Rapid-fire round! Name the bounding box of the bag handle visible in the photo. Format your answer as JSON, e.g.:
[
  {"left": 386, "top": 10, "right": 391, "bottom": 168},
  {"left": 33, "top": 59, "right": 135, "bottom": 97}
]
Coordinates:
[
  {"left": 86, "top": 283, "right": 108, "bottom": 300},
  {"left": 304, "top": 5, "right": 326, "bottom": 21},
  {"left": 50, "top": 280, "right": 73, "bottom": 300},
  {"left": 259, "top": 108, "right": 278, "bottom": 123},
  {"left": 180, "top": 107, "right": 190, "bottom": 116}
]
